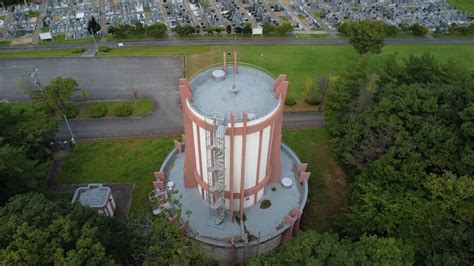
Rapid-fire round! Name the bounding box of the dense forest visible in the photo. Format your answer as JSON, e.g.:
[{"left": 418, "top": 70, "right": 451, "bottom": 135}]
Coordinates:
[{"left": 249, "top": 53, "right": 474, "bottom": 264}]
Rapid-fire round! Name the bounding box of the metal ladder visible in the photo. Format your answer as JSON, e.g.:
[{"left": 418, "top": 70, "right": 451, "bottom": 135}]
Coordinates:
[{"left": 205, "top": 113, "right": 226, "bottom": 225}]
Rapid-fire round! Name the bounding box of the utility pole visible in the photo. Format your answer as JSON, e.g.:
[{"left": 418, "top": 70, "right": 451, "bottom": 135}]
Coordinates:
[{"left": 63, "top": 114, "right": 77, "bottom": 146}]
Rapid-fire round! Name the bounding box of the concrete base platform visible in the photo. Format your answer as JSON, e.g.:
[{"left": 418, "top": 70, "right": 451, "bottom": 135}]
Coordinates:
[{"left": 159, "top": 144, "right": 308, "bottom": 263}]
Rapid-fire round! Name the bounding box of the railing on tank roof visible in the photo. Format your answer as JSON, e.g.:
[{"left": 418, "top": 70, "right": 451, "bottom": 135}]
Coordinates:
[
  {"left": 189, "top": 62, "right": 276, "bottom": 81},
  {"left": 188, "top": 95, "right": 281, "bottom": 123},
  {"left": 187, "top": 62, "right": 280, "bottom": 122}
]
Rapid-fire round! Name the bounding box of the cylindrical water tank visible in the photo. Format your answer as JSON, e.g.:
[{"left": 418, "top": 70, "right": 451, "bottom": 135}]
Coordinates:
[{"left": 179, "top": 63, "right": 289, "bottom": 211}]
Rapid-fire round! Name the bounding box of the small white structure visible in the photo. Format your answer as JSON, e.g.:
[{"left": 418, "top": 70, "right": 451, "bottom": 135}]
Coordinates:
[
  {"left": 39, "top": 32, "right": 53, "bottom": 42},
  {"left": 252, "top": 27, "right": 263, "bottom": 37},
  {"left": 71, "top": 184, "right": 116, "bottom": 217}
]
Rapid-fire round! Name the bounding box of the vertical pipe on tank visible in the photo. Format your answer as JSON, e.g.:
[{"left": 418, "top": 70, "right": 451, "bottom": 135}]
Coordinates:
[
  {"left": 254, "top": 129, "right": 263, "bottom": 205},
  {"left": 229, "top": 112, "right": 235, "bottom": 222},
  {"left": 239, "top": 112, "right": 248, "bottom": 221}
]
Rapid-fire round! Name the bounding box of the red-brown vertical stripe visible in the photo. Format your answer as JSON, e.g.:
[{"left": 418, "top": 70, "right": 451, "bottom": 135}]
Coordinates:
[
  {"left": 229, "top": 113, "right": 235, "bottom": 222},
  {"left": 196, "top": 126, "right": 204, "bottom": 200},
  {"left": 254, "top": 129, "right": 263, "bottom": 204},
  {"left": 239, "top": 112, "right": 248, "bottom": 221}
]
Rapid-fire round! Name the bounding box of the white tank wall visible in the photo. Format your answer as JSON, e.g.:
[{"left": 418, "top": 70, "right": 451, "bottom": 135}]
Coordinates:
[{"left": 187, "top": 100, "right": 275, "bottom": 210}]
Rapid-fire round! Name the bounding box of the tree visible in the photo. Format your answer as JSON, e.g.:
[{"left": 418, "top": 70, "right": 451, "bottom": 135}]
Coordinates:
[
  {"left": 0, "top": 193, "right": 132, "bottom": 264},
  {"left": 410, "top": 23, "right": 429, "bottom": 36},
  {"left": 41, "top": 76, "right": 78, "bottom": 113},
  {"left": 275, "top": 22, "right": 293, "bottom": 36},
  {"left": 347, "top": 20, "right": 385, "bottom": 55},
  {"left": 248, "top": 231, "right": 413, "bottom": 265},
  {"left": 87, "top": 16, "right": 101, "bottom": 35},
  {"left": 226, "top": 25, "right": 232, "bottom": 34},
  {"left": 0, "top": 144, "right": 49, "bottom": 203},
  {"left": 145, "top": 23, "right": 167, "bottom": 38},
  {"left": 130, "top": 213, "right": 209, "bottom": 264},
  {"left": 243, "top": 23, "right": 252, "bottom": 34},
  {"left": 81, "top": 89, "right": 89, "bottom": 102},
  {"left": 337, "top": 21, "right": 353, "bottom": 36},
  {"left": 0, "top": 103, "right": 57, "bottom": 161},
  {"left": 324, "top": 53, "right": 474, "bottom": 263},
  {"left": 172, "top": 24, "right": 196, "bottom": 36}
]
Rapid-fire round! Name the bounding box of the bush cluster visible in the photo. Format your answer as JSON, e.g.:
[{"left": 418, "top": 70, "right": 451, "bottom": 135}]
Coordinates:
[
  {"left": 172, "top": 25, "right": 196, "bottom": 36},
  {"left": 98, "top": 46, "right": 111, "bottom": 53},
  {"left": 285, "top": 97, "right": 296, "bottom": 106},
  {"left": 108, "top": 22, "right": 167, "bottom": 39},
  {"left": 263, "top": 22, "right": 293, "bottom": 36},
  {"left": 71, "top": 47, "right": 85, "bottom": 53},
  {"left": 63, "top": 105, "right": 79, "bottom": 119},
  {"left": 87, "top": 103, "right": 107, "bottom": 118},
  {"left": 112, "top": 103, "right": 132, "bottom": 117}
]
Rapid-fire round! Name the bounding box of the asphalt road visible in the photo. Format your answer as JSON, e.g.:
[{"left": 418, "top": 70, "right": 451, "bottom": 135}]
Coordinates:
[
  {"left": 1, "top": 37, "right": 473, "bottom": 52},
  {"left": 56, "top": 111, "right": 325, "bottom": 140}
]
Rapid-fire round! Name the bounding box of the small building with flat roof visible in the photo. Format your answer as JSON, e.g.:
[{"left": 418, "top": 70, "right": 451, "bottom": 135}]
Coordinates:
[{"left": 71, "top": 184, "right": 116, "bottom": 217}]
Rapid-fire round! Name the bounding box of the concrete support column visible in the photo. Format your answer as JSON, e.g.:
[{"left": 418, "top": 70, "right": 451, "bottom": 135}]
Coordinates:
[
  {"left": 229, "top": 113, "right": 235, "bottom": 222},
  {"left": 239, "top": 112, "right": 248, "bottom": 221},
  {"left": 179, "top": 79, "right": 197, "bottom": 188}
]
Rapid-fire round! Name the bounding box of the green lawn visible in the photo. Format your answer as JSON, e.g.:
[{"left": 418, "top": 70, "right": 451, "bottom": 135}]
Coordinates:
[
  {"left": 193, "top": 44, "right": 474, "bottom": 99},
  {"left": 447, "top": 0, "right": 474, "bottom": 15},
  {"left": 40, "top": 34, "right": 95, "bottom": 45},
  {"left": 283, "top": 128, "right": 346, "bottom": 232},
  {"left": 57, "top": 128, "right": 346, "bottom": 231},
  {"left": 58, "top": 137, "right": 177, "bottom": 216},
  {"left": 0, "top": 49, "right": 76, "bottom": 58},
  {"left": 105, "top": 45, "right": 210, "bottom": 56}
]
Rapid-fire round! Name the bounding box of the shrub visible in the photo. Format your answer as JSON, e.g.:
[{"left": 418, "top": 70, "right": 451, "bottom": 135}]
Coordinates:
[
  {"left": 98, "top": 46, "right": 111, "bottom": 53},
  {"left": 285, "top": 97, "right": 296, "bottom": 106},
  {"left": 87, "top": 103, "right": 107, "bottom": 118},
  {"left": 410, "top": 23, "right": 429, "bottom": 36},
  {"left": 63, "top": 105, "right": 79, "bottom": 119},
  {"left": 173, "top": 25, "right": 196, "bottom": 36},
  {"left": 71, "top": 47, "right": 85, "bottom": 53},
  {"left": 305, "top": 94, "right": 321, "bottom": 105},
  {"left": 260, "top": 199, "right": 272, "bottom": 209},
  {"left": 113, "top": 103, "right": 132, "bottom": 117}
]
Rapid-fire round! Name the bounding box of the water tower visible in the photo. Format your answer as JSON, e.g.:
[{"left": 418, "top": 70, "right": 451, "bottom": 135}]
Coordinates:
[{"left": 153, "top": 53, "right": 310, "bottom": 263}]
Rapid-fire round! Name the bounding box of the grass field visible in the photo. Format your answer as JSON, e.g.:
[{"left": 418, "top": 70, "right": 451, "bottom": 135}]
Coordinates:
[
  {"left": 282, "top": 128, "right": 346, "bottom": 231},
  {"left": 58, "top": 137, "right": 177, "bottom": 216},
  {"left": 57, "top": 128, "right": 346, "bottom": 231},
  {"left": 183, "top": 44, "right": 474, "bottom": 99},
  {"left": 0, "top": 49, "right": 75, "bottom": 58},
  {"left": 447, "top": 0, "right": 474, "bottom": 15},
  {"left": 40, "top": 34, "right": 95, "bottom": 45}
]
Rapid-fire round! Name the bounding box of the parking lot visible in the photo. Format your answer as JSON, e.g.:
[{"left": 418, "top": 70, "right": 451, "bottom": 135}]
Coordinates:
[{"left": 0, "top": 57, "right": 182, "bottom": 101}]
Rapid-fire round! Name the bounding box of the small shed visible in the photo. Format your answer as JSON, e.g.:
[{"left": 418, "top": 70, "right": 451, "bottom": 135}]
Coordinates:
[
  {"left": 71, "top": 184, "right": 116, "bottom": 217},
  {"left": 39, "top": 32, "right": 53, "bottom": 42}
]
